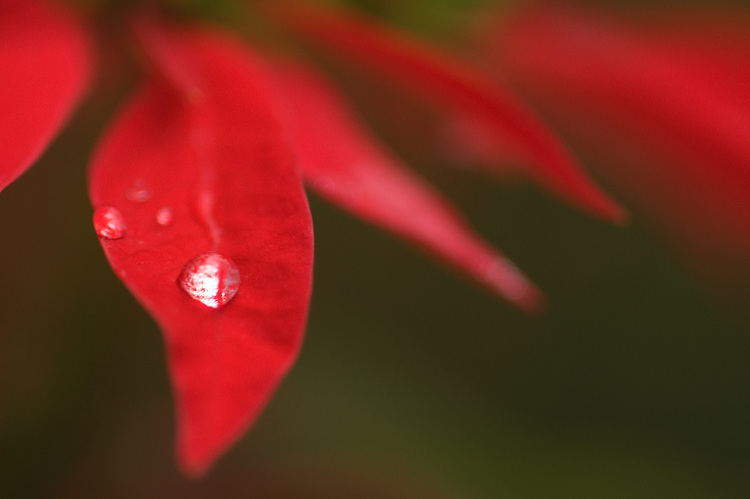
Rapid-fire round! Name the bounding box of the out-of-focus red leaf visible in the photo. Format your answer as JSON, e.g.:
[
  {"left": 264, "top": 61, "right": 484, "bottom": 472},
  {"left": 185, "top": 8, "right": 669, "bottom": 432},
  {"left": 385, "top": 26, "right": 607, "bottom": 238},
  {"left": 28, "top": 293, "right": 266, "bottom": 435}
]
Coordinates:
[
  {"left": 261, "top": 0, "right": 625, "bottom": 223},
  {"left": 634, "top": 10, "right": 750, "bottom": 117},
  {"left": 274, "top": 61, "right": 542, "bottom": 312},
  {"left": 88, "top": 19, "right": 313, "bottom": 475},
  {"left": 495, "top": 3, "right": 750, "bottom": 185},
  {"left": 494, "top": 2, "right": 750, "bottom": 288},
  {"left": 0, "top": 0, "right": 91, "bottom": 192}
]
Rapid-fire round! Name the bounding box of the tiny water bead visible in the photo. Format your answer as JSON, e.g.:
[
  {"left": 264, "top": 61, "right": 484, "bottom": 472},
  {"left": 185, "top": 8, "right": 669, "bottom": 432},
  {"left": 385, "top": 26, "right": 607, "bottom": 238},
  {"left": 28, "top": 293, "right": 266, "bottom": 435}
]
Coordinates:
[
  {"left": 126, "top": 179, "right": 151, "bottom": 202},
  {"left": 93, "top": 206, "right": 126, "bottom": 240},
  {"left": 178, "top": 253, "right": 240, "bottom": 309},
  {"left": 155, "top": 206, "right": 174, "bottom": 227}
]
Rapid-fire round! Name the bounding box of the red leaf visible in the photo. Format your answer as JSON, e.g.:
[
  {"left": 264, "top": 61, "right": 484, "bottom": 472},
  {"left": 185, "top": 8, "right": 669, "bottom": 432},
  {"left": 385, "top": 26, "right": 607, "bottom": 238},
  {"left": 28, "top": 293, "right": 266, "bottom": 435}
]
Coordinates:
[
  {"left": 0, "top": 0, "right": 91, "bottom": 191},
  {"left": 262, "top": 0, "right": 625, "bottom": 223},
  {"left": 494, "top": 3, "right": 750, "bottom": 186},
  {"left": 494, "top": 3, "right": 750, "bottom": 288},
  {"left": 89, "top": 20, "right": 313, "bottom": 475},
  {"left": 274, "top": 61, "right": 542, "bottom": 312}
]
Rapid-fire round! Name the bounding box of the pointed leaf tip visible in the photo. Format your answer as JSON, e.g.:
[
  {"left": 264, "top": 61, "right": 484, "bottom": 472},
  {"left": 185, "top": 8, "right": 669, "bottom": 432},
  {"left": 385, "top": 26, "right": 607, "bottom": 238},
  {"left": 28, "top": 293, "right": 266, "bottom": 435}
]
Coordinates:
[
  {"left": 0, "top": 0, "right": 92, "bottom": 192},
  {"left": 262, "top": 0, "right": 625, "bottom": 223},
  {"left": 90, "top": 20, "right": 313, "bottom": 474},
  {"left": 274, "top": 60, "right": 542, "bottom": 311},
  {"left": 482, "top": 257, "right": 546, "bottom": 314},
  {"left": 496, "top": 2, "right": 750, "bottom": 279}
]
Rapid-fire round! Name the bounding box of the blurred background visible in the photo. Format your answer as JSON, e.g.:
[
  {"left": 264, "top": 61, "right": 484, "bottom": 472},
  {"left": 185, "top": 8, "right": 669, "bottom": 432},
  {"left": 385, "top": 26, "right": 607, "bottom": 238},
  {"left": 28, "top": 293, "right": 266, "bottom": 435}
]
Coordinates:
[{"left": 1, "top": 0, "right": 750, "bottom": 496}]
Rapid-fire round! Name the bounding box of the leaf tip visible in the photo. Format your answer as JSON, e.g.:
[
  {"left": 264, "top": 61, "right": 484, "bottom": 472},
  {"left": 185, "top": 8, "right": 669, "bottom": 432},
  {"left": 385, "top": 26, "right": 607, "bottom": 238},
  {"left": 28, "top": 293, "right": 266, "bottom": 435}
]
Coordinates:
[
  {"left": 589, "top": 192, "right": 629, "bottom": 225},
  {"left": 481, "top": 257, "right": 545, "bottom": 314},
  {"left": 564, "top": 176, "right": 628, "bottom": 224},
  {"left": 518, "top": 285, "right": 547, "bottom": 315},
  {"left": 175, "top": 429, "right": 227, "bottom": 478},
  {"left": 177, "top": 456, "right": 211, "bottom": 480}
]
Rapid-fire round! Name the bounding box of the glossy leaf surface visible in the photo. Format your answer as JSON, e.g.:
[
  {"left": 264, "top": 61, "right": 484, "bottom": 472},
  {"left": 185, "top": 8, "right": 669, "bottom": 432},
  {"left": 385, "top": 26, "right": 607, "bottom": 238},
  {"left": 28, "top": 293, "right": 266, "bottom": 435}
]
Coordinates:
[
  {"left": 0, "top": 0, "right": 91, "bottom": 192},
  {"left": 89, "top": 20, "right": 313, "bottom": 475},
  {"left": 263, "top": 0, "right": 624, "bottom": 223},
  {"left": 275, "top": 62, "right": 542, "bottom": 312}
]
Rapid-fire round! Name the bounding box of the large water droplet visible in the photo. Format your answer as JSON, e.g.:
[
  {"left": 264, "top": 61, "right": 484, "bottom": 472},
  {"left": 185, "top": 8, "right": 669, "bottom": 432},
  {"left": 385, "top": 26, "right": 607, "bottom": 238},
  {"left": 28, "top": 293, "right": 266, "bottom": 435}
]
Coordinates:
[
  {"left": 155, "top": 206, "right": 173, "bottom": 227},
  {"left": 93, "top": 206, "right": 126, "bottom": 240},
  {"left": 178, "top": 253, "right": 240, "bottom": 309}
]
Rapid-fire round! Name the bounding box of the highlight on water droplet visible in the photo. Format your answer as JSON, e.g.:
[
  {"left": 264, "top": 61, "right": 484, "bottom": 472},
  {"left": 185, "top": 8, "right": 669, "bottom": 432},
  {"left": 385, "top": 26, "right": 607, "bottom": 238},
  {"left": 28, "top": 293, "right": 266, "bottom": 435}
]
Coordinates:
[
  {"left": 155, "top": 206, "right": 173, "bottom": 227},
  {"left": 178, "top": 253, "right": 240, "bottom": 309},
  {"left": 126, "top": 179, "right": 151, "bottom": 202},
  {"left": 93, "top": 206, "right": 126, "bottom": 240}
]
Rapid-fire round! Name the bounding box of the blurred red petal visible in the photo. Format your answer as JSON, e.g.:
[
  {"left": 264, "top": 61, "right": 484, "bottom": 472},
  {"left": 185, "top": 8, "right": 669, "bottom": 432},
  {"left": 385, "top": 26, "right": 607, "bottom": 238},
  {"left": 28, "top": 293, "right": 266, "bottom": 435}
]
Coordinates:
[
  {"left": 275, "top": 61, "right": 543, "bottom": 312},
  {"left": 89, "top": 20, "right": 313, "bottom": 475},
  {"left": 262, "top": 0, "right": 624, "bottom": 223},
  {"left": 495, "top": 2, "right": 750, "bottom": 287},
  {"left": 0, "top": 0, "right": 91, "bottom": 191}
]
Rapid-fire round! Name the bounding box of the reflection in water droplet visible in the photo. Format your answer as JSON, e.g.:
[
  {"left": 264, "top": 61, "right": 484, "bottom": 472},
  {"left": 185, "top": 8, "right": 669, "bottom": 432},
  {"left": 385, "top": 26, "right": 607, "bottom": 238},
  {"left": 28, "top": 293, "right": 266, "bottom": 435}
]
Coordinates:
[
  {"left": 178, "top": 253, "right": 240, "bottom": 309},
  {"left": 155, "top": 207, "right": 173, "bottom": 227},
  {"left": 93, "top": 206, "right": 126, "bottom": 240}
]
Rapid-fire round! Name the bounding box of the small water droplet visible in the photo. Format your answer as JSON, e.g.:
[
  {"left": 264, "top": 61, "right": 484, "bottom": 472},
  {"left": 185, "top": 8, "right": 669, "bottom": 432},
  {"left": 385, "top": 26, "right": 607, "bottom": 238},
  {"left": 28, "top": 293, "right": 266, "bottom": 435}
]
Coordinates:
[
  {"left": 178, "top": 253, "right": 240, "bottom": 309},
  {"left": 126, "top": 180, "right": 151, "bottom": 202},
  {"left": 93, "top": 206, "right": 126, "bottom": 240},
  {"left": 155, "top": 207, "right": 173, "bottom": 227}
]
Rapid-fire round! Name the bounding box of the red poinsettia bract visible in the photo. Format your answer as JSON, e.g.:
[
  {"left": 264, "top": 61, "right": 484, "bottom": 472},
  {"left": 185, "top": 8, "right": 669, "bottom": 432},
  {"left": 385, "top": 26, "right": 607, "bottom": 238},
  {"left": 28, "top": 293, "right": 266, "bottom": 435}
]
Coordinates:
[
  {"left": 493, "top": 1, "right": 750, "bottom": 291},
  {"left": 263, "top": 0, "right": 625, "bottom": 224},
  {"left": 90, "top": 19, "right": 315, "bottom": 475},
  {"left": 1, "top": 0, "right": 90, "bottom": 191},
  {"left": 1, "top": 0, "right": 624, "bottom": 474}
]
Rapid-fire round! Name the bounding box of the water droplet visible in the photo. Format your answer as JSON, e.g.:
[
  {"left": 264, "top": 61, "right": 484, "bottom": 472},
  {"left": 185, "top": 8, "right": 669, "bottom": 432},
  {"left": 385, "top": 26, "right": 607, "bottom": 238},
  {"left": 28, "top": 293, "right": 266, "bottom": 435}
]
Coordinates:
[
  {"left": 178, "top": 253, "right": 240, "bottom": 309},
  {"left": 155, "top": 207, "right": 173, "bottom": 227},
  {"left": 93, "top": 206, "right": 126, "bottom": 240},
  {"left": 126, "top": 180, "right": 151, "bottom": 202}
]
